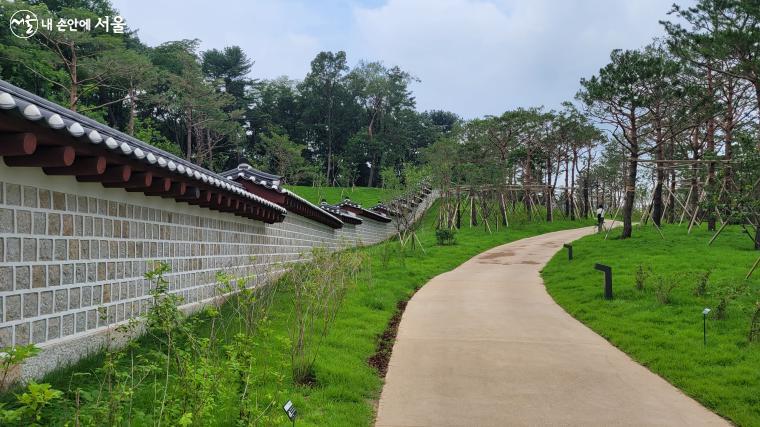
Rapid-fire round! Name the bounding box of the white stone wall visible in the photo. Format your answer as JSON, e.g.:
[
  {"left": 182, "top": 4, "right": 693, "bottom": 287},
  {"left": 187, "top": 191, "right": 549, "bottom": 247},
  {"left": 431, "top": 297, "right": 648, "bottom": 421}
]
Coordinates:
[{"left": 0, "top": 163, "right": 433, "bottom": 376}]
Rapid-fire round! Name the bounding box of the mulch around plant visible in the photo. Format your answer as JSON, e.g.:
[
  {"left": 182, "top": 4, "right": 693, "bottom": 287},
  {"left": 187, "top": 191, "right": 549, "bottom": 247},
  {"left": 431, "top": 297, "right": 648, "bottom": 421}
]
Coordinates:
[{"left": 368, "top": 299, "right": 409, "bottom": 378}]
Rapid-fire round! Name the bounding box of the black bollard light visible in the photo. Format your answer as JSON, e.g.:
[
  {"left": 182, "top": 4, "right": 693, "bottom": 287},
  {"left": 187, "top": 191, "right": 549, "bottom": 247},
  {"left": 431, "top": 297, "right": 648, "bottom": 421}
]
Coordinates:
[
  {"left": 702, "top": 308, "right": 711, "bottom": 346},
  {"left": 594, "top": 263, "right": 613, "bottom": 300},
  {"left": 563, "top": 243, "right": 573, "bottom": 261}
]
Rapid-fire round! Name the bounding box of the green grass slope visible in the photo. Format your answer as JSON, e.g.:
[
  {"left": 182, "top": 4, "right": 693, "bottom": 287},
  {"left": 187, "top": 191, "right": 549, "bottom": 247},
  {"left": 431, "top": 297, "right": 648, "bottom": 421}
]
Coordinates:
[
  {"left": 285, "top": 185, "right": 393, "bottom": 207},
  {"left": 12, "top": 202, "right": 596, "bottom": 426},
  {"left": 542, "top": 225, "right": 760, "bottom": 426}
]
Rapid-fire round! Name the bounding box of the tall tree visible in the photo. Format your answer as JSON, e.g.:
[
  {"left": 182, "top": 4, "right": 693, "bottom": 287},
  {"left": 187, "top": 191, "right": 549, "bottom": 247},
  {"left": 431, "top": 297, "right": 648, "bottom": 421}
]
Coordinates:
[
  {"left": 579, "top": 49, "right": 660, "bottom": 238},
  {"left": 298, "top": 51, "right": 351, "bottom": 183},
  {"left": 348, "top": 62, "right": 416, "bottom": 186},
  {"left": 663, "top": 0, "right": 760, "bottom": 150}
]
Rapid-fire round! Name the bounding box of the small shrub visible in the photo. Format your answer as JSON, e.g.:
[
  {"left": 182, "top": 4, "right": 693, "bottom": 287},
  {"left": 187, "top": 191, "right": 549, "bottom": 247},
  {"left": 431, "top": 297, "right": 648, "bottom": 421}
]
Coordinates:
[
  {"left": 693, "top": 270, "right": 711, "bottom": 297},
  {"left": 749, "top": 302, "right": 760, "bottom": 343},
  {"left": 634, "top": 264, "right": 650, "bottom": 291},
  {"left": 285, "top": 248, "right": 369, "bottom": 385},
  {"left": 713, "top": 281, "right": 749, "bottom": 320},
  {"left": 0, "top": 344, "right": 39, "bottom": 390},
  {"left": 380, "top": 242, "right": 392, "bottom": 268},
  {"left": 654, "top": 274, "right": 678, "bottom": 304},
  {"left": 0, "top": 382, "right": 62, "bottom": 426},
  {"left": 435, "top": 228, "right": 457, "bottom": 246}
]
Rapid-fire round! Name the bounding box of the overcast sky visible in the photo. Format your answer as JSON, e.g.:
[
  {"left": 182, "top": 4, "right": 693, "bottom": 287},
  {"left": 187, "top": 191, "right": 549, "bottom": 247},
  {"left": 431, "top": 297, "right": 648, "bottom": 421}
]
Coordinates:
[{"left": 111, "top": 0, "right": 691, "bottom": 119}]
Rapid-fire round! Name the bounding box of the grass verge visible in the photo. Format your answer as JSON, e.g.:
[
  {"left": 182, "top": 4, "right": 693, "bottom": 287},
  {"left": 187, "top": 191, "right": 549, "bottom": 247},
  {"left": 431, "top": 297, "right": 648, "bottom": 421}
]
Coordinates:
[
  {"left": 6, "top": 203, "right": 595, "bottom": 426},
  {"left": 542, "top": 224, "right": 760, "bottom": 426},
  {"left": 285, "top": 185, "right": 393, "bottom": 207}
]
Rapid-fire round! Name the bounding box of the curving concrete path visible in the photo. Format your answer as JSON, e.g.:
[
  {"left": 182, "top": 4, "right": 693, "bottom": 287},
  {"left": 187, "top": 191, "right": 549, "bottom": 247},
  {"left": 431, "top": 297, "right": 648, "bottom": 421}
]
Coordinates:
[{"left": 375, "top": 227, "right": 728, "bottom": 427}]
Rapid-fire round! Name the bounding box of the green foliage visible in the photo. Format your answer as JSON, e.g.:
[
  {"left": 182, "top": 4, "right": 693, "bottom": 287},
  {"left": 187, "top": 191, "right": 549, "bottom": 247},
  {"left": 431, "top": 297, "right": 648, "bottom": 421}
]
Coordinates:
[
  {"left": 145, "top": 261, "right": 185, "bottom": 338},
  {"left": 653, "top": 274, "right": 679, "bottom": 305},
  {"left": 258, "top": 132, "right": 308, "bottom": 183},
  {"left": 0, "top": 345, "right": 39, "bottom": 390},
  {"left": 713, "top": 281, "right": 749, "bottom": 320},
  {"left": 543, "top": 225, "right": 760, "bottom": 425},
  {"left": 284, "top": 248, "right": 369, "bottom": 385},
  {"left": 11, "top": 203, "right": 589, "bottom": 425},
  {"left": 435, "top": 228, "right": 457, "bottom": 246},
  {"left": 750, "top": 302, "right": 760, "bottom": 343},
  {"left": 693, "top": 270, "right": 711, "bottom": 297},
  {"left": 285, "top": 185, "right": 393, "bottom": 208},
  {"left": 634, "top": 264, "right": 651, "bottom": 291},
  {"left": 0, "top": 382, "right": 62, "bottom": 427},
  {"left": 0, "top": 1, "right": 446, "bottom": 185},
  {"left": 134, "top": 118, "right": 182, "bottom": 157}
]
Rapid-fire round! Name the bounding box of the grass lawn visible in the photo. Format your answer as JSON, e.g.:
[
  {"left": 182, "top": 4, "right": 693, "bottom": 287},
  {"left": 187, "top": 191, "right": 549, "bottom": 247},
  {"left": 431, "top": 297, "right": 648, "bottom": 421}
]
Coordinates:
[
  {"left": 285, "top": 185, "right": 393, "bottom": 207},
  {"left": 542, "top": 224, "right": 760, "bottom": 426},
  {"left": 6, "top": 201, "right": 596, "bottom": 426}
]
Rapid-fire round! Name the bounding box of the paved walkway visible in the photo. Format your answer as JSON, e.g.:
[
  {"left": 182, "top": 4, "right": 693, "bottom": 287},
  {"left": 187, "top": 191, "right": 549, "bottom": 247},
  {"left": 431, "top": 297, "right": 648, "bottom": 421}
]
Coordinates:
[{"left": 375, "top": 227, "right": 728, "bottom": 426}]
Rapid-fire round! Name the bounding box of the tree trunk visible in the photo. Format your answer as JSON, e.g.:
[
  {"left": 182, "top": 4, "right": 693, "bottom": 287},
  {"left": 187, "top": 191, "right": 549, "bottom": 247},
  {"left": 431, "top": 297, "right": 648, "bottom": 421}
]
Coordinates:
[
  {"left": 668, "top": 167, "right": 676, "bottom": 224},
  {"left": 622, "top": 115, "right": 639, "bottom": 239},
  {"left": 582, "top": 176, "right": 589, "bottom": 218},
  {"left": 546, "top": 158, "right": 553, "bottom": 222},
  {"left": 185, "top": 110, "right": 193, "bottom": 161},
  {"left": 523, "top": 149, "right": 532, "bottom": 219},
  {"left": 327, "top": 86, "right": 334, "bottom": 184},
  {"left": 127, "top": 88, "right": 136, "bottom": 136},
  {"left": 724, "top": 79, "right": 735, "bottom": 191},
  {"left": 470, "top": 192, "right": 478, "bottom": 226},
  {"left": 690, "top": 132, "right": 701, "bottom": 220},
  {"left": 706, "top": 67, "right": 717, "bottom": 231},
  {"left": 570, "top": 151, "right": 577, "bottom": 220},
  {"left": 622, "top": 154, "right": 637, "bottom": 238},
  {"left": 652, "top": 117, "right": 665, "bottom": 227},
  {"left": 366, "top": 113, "right": 377, "bottom": 186},
  {"left": 455, "top": 191, "right": 461, "bottom": 229},
  {"left": 499, "top": 193, "right": 507, "bottom": 226},
  {"left": 564, "top": 155, "right": 570, "bottom": 218},
  {"left": 754, "top": 82, "right": 760, "bottom": 152},
  {"left": 69, "top": 44, "right": 78, "bottom": 111}
]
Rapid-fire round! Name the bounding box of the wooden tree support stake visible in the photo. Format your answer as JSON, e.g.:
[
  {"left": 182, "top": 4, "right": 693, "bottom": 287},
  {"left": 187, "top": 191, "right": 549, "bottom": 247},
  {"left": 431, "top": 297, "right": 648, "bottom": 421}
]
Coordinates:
[
  {"left": 708, "top": 221, "right": 728, "bottom": 246},
  {"left": 747, "top": 256, "right": 760, "bottom": 280}
]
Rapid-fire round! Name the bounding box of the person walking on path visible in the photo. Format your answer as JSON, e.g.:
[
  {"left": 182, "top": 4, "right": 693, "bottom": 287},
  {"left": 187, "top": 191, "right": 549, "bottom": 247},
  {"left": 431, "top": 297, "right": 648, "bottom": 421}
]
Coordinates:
[{"left": 596, "top": 204, "right": 605, "bottom": 233}]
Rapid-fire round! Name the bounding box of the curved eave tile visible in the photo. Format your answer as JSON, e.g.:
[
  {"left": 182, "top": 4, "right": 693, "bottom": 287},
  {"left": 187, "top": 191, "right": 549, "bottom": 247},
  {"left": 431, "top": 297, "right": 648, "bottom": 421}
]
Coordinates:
[
  {"left": 68, "top": 122, "right": 85, "bottom": 138},
  {"left": 47, "top": 114, "right": 65, "bottom": 129},
  {"left": 0, "top": 91, "right": 16, "bottom": 109},
  {"left": 0, "top": 83, "right": 288, "bottom": 219},
  {"left": 88, "top": 130, "right": 103, "bottom": 144},
  {"left": 22, "top": 103, "right": 42, "bottom": 121}
]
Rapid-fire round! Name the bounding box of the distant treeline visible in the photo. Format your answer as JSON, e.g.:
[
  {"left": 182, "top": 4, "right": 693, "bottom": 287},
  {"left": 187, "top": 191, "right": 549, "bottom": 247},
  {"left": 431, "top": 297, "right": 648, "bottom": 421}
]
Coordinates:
[{"left": 0, "top": 0, "right": 460, "bottom": 186}]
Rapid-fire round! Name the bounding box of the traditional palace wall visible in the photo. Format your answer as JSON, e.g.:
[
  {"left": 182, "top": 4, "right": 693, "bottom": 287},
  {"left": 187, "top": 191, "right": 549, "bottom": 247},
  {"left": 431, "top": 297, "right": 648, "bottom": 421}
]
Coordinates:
[{"left": 0, "top": 162, "right": 435, "bottom": 377}]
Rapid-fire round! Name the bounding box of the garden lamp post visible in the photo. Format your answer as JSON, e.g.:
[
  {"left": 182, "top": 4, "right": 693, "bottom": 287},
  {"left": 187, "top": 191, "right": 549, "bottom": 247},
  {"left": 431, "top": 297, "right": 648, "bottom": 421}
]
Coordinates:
[{"left": 702, "top": 308, "right": 711, "bottom": 346}]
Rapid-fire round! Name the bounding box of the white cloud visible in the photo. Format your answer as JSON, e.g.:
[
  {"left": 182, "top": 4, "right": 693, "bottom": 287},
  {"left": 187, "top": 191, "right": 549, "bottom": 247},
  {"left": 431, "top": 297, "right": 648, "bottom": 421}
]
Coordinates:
[
  {"left": 351, "top": 0, "right": 687, "bottom": 118},
  {"left": 114, "top": 0, "right": 323, "bottom": 78},
  {"left": 112, "top": 0, "right": 692, "bottom": 118}
]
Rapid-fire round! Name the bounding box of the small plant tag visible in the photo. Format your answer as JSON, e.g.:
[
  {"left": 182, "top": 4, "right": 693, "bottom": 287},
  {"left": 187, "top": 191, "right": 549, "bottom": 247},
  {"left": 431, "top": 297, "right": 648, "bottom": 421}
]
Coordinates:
[{"left": 283, "top": 400, "right": 297, "bottom": 422}]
